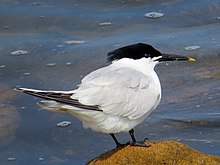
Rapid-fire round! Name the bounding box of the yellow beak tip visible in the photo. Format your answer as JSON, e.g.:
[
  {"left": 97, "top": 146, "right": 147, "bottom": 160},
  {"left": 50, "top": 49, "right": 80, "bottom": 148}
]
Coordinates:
[{"left": 188, "top": 57, "right": 196, "bottom": 61}]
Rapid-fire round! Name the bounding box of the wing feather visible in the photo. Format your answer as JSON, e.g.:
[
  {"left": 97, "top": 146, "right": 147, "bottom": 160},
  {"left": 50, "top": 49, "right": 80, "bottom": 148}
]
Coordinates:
[
  {"left": 73, "top": 65, "right": 161, "bottom": 120},
  {"left": 15, "top": 88, "right": 102, "bottom": 111}
]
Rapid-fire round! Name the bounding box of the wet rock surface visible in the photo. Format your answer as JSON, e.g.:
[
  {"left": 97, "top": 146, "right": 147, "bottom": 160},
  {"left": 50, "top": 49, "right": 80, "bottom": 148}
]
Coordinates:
[
  {"left": 0, "top": 84, "right": 20, "bottom": 147},
  {"left": 0, "top": 105, "right": 20, "bottom": 147}
]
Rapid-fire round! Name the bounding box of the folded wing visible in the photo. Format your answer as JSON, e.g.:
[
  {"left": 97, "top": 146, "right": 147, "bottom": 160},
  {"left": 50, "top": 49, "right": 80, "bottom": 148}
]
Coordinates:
[{"left": 73, "top": 65, "right": 161, "bottom": 120}]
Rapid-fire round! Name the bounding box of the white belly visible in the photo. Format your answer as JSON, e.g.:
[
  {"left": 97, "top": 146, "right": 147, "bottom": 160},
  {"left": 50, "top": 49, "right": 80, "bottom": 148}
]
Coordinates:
[{"left": 68, "top": 110, "right": 147, "bottom": 133}]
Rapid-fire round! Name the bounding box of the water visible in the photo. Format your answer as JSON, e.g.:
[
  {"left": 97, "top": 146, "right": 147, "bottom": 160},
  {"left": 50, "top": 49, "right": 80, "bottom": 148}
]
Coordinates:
[{"left": 0, "top": 0, "right": 220, "bottom": 164}]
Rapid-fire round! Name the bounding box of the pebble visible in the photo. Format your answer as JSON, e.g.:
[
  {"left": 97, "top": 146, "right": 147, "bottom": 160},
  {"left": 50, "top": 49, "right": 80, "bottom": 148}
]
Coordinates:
[
  {"left": 11, "top": 50, "right": 28, "bottom": 56},
  {"left": 23, "top": 72, "right": 31, "bottom": 76},
  {"left": 3, "top": 26, "right": 10, "bottom": 29},
  {"left": 61, "top": 51, "right": 68, "bottom": 54},
  {"left": 65, "top": 40, "right": 86, "bottom": 45},
  {"left": 99, "top": 22, "right": 112, "bottom": 26},
  {"left": 56, "top": 121, "right": 71, "bottom": 127},
  {"left": 32, "top": 2, "right": 41, "bottom": 6},
  {"left": 203, "top": 92, "right": 208, "bottom": 96},
  {"left": 0, "top": 65, "right": 6, "bottom": 68},
  {"left": 46, "top": 63, "right": 56, "bottom": 67},
  {"left": 195, "top": 105, "right": 201, "bottom": 108},
  {"left": 144, "top": 12, "right": 164, "bottom": 19},
  {"left": 184, "top": 46, "right": 200, "bottom": 51},
  {"left": 7, "top": 157, "right": 16, "bottom": 161},
  {"left": 208, "top": 96, "right": 213, "bottom": 100},
  {"left": 57, "top": 44, "right": 64, "bottom": 48},
  {"left": 66, "top": 62, "right": 72, "bottom": 66}
]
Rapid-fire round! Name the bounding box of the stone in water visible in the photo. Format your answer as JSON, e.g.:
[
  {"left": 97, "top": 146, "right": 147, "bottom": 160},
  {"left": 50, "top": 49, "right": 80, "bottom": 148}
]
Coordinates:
[
  {"left": 46, "top": 63, "right": 56, "bottom": 67},
  {"left": 11, "top": 50, "right": 28, "bottom": 56},
  {"left": 145, "top": 12, "right": 164, "bottom": 19},
  {"left": 7, "top": 157, "right": 16, "bottom": 161},
  {"left": 56, "top": 121, "right": 71, "bottom": 127},
  {"left": 184, "top": 46, "right": 200, "bottom": 51},
  {"left": 99, "top": 22, "right": 112, "bottom": 26}
]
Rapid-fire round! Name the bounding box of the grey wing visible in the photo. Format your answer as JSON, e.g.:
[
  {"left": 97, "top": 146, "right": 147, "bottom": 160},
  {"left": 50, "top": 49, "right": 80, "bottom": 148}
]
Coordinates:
[{"left": 73, "top": 66, "right": 160, "bottom": 120}]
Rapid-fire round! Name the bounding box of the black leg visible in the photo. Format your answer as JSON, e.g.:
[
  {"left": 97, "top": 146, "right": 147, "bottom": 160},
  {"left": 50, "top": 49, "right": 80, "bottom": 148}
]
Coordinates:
[
  {"left": 129, "top": 129, "right": 149, "bottom": 147},
  {"left": 110, "top": 133, "right": 129, "bottom": 148},
  {"left": 110, "top": 133, "right": 120, "bottom": 147},
  {"left": 129, "top": 129, "right": 136, "bottom": 144}
]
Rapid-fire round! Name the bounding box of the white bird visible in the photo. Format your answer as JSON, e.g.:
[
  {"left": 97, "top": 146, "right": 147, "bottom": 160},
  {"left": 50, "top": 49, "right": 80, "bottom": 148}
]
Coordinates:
[{"left": 15, "top": 43, "right": 195, "bottom": 148}]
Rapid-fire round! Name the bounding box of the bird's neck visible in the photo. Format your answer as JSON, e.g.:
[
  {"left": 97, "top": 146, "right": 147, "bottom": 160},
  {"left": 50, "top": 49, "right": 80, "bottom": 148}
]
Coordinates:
[{"left": 112, "top": 57, "right": 158, "bottom": 75}]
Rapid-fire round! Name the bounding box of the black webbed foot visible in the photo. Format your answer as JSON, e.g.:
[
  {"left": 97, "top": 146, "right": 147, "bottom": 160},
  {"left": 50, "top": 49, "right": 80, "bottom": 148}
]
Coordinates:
[
  {"left": 130, "top": 141, "right": 150, "bottom": 147},
  {"left": 128, "top": 129, "right": 151, "bottom": 147}
]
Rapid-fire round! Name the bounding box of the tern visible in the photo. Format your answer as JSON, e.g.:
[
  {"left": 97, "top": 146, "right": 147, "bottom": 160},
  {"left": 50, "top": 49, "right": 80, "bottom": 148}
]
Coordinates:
[{"left": 15, "top": 43, "right": 195, "bottom": 148}]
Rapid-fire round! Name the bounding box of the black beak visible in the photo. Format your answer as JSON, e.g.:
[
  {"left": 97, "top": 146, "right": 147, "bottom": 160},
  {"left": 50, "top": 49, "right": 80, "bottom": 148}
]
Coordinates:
[{"left": 158, "top": 53, "right": 195, "bottom": 62}]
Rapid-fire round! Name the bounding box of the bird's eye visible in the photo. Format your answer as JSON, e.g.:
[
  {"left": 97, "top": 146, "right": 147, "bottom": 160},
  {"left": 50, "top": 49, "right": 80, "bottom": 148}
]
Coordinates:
[{"left": 144, "top": 54, "right": 150, "bottom": 57}]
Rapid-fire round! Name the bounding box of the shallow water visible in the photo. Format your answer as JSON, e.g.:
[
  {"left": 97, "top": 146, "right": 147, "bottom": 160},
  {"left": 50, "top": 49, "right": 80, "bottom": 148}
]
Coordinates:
[{"left": 0, "top": 0, "right": 220, "bottom": 164}]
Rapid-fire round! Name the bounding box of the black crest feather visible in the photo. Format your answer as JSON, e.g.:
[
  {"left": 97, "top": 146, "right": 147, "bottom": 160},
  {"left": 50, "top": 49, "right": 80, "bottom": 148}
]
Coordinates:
[{"left": 107, "top": 43, "right": 162, "bottom": 62}]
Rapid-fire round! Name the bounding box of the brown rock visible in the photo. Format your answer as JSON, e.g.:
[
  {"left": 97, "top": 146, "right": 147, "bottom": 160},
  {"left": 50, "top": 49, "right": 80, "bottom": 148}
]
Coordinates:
[
  {"left": 0, "top": 105, "right": 20, "bottom": 146},
  {"left": 87, "top": 141, "right": 220, "bottom": 165},
  {"left": 0, "top": 84, "right": 17, "bottom": 102},
  {"left": 0, "top": 84, "right": 20, "bottom": 146}
]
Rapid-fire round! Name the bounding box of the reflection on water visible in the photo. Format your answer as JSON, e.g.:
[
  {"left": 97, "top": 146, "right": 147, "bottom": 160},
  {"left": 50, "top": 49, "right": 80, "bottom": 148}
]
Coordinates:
[{"left": 0, "top": 0, "right": 220, "bottom": 164}]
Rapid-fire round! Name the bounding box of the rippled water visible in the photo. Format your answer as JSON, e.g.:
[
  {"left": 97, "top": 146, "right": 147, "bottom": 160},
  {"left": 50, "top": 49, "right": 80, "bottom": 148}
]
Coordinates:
[{"left": 0, "top": 0, "right": 220, "bottom": 164}]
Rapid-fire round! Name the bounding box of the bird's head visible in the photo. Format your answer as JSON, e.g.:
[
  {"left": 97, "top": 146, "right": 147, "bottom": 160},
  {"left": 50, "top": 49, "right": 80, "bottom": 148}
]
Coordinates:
[{"left": 107, "top": 43, "right": 195, "bottom": 63}]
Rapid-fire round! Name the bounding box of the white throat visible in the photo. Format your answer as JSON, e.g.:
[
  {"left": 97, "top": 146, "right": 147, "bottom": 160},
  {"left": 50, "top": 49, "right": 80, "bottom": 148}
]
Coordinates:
[{"left": 112, "top": 57, "right": 159, "bottom": 74}]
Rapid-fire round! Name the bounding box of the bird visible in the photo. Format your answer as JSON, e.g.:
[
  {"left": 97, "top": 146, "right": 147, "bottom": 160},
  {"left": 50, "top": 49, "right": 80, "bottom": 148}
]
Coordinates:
[{"left": 15, "top": 43, "right": 195, "bottom": 148}]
